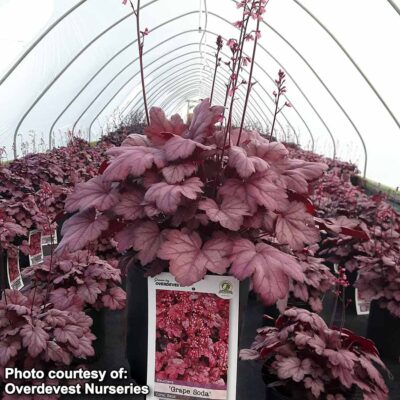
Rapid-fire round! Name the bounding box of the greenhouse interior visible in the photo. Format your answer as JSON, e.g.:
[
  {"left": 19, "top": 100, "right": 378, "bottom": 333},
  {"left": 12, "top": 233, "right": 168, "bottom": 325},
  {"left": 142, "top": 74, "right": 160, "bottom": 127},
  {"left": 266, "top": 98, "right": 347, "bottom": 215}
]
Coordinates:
[{"left": 0, "top": 0, "right": 399, "bottom": 399}]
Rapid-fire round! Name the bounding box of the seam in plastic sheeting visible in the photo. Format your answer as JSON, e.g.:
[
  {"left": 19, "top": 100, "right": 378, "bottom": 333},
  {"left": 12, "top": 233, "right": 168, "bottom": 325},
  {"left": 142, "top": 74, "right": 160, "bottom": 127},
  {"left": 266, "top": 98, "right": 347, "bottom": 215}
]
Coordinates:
[{"left": 387, "top": 0, "right": 400, "bottom": 15}]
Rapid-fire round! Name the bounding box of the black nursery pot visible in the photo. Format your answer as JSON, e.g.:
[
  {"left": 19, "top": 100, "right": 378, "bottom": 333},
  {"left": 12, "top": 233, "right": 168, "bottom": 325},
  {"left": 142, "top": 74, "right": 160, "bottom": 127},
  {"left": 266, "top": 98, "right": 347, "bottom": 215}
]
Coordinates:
[
  {"left": 265, "top": 387, "right": 290, "bottom": 400},
  {"left": 126, "top": 264, "right": 149, "bottom": 385},
  {"left": 85, "top": 308, "right": 106, "bottom": 363},
  {"left": 366, "top": 299, "right": 400, "bottom": 360},
  {"left": 125, "top": 264, "right": 250, "bottom": 385}
]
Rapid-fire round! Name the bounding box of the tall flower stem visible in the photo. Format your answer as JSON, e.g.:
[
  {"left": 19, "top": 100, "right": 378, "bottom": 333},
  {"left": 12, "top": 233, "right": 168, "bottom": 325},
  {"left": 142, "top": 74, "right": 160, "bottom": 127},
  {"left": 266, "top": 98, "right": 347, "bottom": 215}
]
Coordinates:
[
  {"left": 129, "top": 0, "right": 150, "bottom": 125},
  {"left": 269, "top": 69, "right": 290, "bottom": 141},
  {"left": 269, "top": 95, "right": 280, "bottom": 141},
  {"left": 210, "top": 36, "right": 223, "bottom": 104},
  {"left": 237, "top": 4, "right": 262, "bottom": 145},
  {"left": 225, "top": 18, "right": 249, "bottom": 130},
  {"left": 219, "top": 15, "right": 250, "bottom": 166}
]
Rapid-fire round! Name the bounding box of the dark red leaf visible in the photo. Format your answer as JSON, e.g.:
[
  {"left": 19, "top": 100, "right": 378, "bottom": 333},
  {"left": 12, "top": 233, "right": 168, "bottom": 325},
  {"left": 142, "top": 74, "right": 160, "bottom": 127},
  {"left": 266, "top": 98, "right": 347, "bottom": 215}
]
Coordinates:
[
  {"left": 98, "top": 160, "right": 110, "bottom": 174},
  {"left": 287, "top": 191, "right": 315, "bottom": 214}
]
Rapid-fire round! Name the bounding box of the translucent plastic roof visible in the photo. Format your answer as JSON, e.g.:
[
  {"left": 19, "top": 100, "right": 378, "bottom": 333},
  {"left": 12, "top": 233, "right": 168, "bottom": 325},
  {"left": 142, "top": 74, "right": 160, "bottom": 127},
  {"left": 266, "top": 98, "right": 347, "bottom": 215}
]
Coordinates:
[{"left": 0, "top": 0, "right": 399, "bottom": 187}]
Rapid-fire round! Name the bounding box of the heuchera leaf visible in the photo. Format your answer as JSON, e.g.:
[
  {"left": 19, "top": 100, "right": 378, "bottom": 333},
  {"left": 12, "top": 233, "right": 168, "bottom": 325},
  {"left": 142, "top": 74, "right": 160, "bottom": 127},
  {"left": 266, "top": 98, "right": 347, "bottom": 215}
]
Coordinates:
[
  {"left": 131, "top": 221, "right": 164, "bottom": 265},
  {"left": 58, "top": 208, "right": 109, "bottom": 253},
  {"left": 239, "top": 348, "right": 260, "bottom": 360},
  {"left": 3, "top": 221, "right": 26, "bottom": 237},
  {"left": 77, "top": 281, "right": 101, "bottom": 304},
  {"left": 275, "top": 159, "right": 328, "bottom": 193},
  {"left": 0, "top": 341, "right": 21, "bottom": 365},
  {"left": 248, "top": 141, "right": 289, "bottom": 163},
  {"left": 198, "top": 197, "right": 250, "bottom": 231},
  {"left": 187, "top": 98, "right": 224, "bottom": 143},
  {"left": 114, "top": 224, "right": 136, "bottom": 252},
  {"left": 113, "top": 188, "right": 145, "bottom": 220},
  {"left": 143, "top": 170, "right": 162, "bottom": 189},
  {"left": 102, "top": 286, "right": 126, "bottom": 310},
  {"left": 65, "top": 175, "right": 120, "bottom": 212},
  {"left": 219, "top": 173, "right": 287, "bottom": 213},
  {"left": 158, "top": 230, "right": 232, "bottom": 285},
  {"left": 49, "top": 288, "right": 84, "bottom": 312},
  {"left": 162, "top": 162, "right": 198, "bottom": 184},
  {"left": 145, "top": 108, "right": 187, "bottom": 145},
  {"left": 144, "top": 177, "right": 204, "bottom": 213},
  {"left": 54, "top": 324, "right": 82, "bottom": 348},
  {"left": 121, "top": 133, "right": 150, "bottom": 147},
  {"left": 164, "top": 135, "right": 214, "bottom": 162},
  {"left": 275, "top": 202, "right": 320, "bottom": 250},
  {"left": 98, "top": 160, "right": 110, "bottom": 174},
  {"left": 20, "top": 322, "right": 49, "bottom": 358},
  {"left": 287, "top": 191, "right": 315, "bottom": 214},
  {"left": 45, "top": 341, "right": 72, "bottom": 365},
  {"left": 103, "top": 146, "right": 165, "bottom": 182},
  {"left": 228, "top": 146, "right": 269, "bottom": 178},
  {"left": 339, "top": 328, "right": 379, "bottom": 356},
  {"left": 229, "top": 239, "right": 303, "bottom": 304},
  {"left": 275, "top": 356, "right": 312, "bottom": 382},
  {"left": 315, "top": 217, "right": 370, "bottom": 240},
  {"left": 214, "top": 128, "right": 266, "bottom": 147}
]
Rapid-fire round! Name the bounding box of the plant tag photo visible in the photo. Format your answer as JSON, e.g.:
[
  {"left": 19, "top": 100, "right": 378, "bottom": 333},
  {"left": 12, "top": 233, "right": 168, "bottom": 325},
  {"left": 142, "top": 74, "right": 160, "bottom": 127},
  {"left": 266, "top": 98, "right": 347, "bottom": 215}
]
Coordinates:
[
  {"left": 28, "top": 230, "right": 43, "bottom": 265},
  {"left": 41, "top": 228, "right": 58, "bottom": 256},
  {"left": 7, "top": 249, "right": 24, "bottom": 291},
  {"left": 355, "top": 287, "right": 371, "bottom": 315},
  {"left": 147, "top": 273, "right": 240, "bottom": 400},
  {"left": 41, "top": 227, "right": 58, "bottom": 246}
]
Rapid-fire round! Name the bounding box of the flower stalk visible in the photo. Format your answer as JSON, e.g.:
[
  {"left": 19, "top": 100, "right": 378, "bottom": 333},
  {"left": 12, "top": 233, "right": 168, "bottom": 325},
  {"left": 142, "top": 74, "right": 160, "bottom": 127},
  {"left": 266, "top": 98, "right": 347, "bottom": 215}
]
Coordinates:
[
  {"left": 128, "top": 0, "right": 150, "bottom": 125},
  {"left": 210, "top": 35, "right": 223, "bottom": 104},
  {"left": 237, "top": 1, "right": 265, "bottom": 145},
  {"left": 269, "top": 69, "right": 291, "bottom": 141}
]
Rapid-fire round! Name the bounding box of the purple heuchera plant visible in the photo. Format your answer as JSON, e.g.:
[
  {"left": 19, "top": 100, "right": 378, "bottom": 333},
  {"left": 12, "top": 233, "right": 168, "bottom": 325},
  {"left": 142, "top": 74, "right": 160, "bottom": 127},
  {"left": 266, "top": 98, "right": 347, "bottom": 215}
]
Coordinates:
[
  {"left": 0, "top": 290, "right": 95, "bottom": 381},
  {"left": 355, "top": 203, "right": 400, "bottom": 317},
  {"left": 59, "top": 99, "right": 327, "bottom": 305},
  {"left": 24, "top": 250, "right": 126, "bottom": 311},
  {"left": 241, "top": 308, "right": 389, "bottom": 400},
  {"left": 312, "top": 165, "right": 400, "bottom": 318},
  {"left": 290, "top": 254, "right": 335, "bottom": 312},
  {"left": 0, "top": 211, "right": 26, "bottom": 252}
]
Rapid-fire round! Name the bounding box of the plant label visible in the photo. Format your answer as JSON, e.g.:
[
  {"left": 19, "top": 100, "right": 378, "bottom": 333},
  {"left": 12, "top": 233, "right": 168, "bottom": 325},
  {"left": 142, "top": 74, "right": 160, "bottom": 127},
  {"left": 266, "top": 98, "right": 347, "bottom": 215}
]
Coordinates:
[
  {"left": 7, "top": 249, "right": 24, "bottom": 290},
  {"left": 41, "top": 228, "right": 58, "bottom": 246},
  {"left": 28, "top": 230, "right": 43, "bottom": 265},
  {"left": 41, "top": 228, "right": 58, "bottom": 256},
  {"left": 147, "top": 273, "right": 240, "bottom": 400},
  {"left": 355, "top": 287, "right": 371, "bottom": 315}
]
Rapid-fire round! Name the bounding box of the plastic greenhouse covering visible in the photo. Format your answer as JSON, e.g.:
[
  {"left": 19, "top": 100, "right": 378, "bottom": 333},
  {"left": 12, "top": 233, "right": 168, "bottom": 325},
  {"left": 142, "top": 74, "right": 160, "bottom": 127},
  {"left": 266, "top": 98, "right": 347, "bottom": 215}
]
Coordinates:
[{"left": 0, "top": 0, "right": 399, "bottom": 188}]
